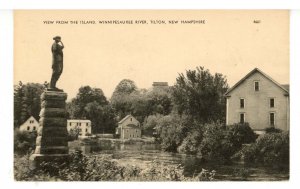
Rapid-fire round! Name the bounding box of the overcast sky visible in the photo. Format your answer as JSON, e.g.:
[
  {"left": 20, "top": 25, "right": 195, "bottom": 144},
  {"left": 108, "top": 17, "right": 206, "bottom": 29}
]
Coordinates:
[{"left": 14, "top": 10, "right": 289, "bottom": 100}]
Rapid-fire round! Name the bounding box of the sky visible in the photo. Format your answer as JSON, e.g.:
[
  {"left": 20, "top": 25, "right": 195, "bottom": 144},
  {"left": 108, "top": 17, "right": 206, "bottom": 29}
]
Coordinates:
[{"left": 14, "top": 10, "right": 289, "bottom": 101}]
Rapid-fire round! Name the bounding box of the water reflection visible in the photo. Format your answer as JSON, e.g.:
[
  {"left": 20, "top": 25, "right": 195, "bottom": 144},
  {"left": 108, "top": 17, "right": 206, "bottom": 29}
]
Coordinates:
[{"left": 69, "top": 140, "right": 289, "bottom": 181}]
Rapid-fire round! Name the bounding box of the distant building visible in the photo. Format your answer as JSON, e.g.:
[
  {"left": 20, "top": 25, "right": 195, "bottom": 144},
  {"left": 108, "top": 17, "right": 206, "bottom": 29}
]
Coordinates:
[
  {"left": 225, "top": 68, "right": 289, "bottom": 132},
  {"left": 67, "top": 119, "right": 92, "bottom": 136},
  {"left": 19, "top": 116, "right": 39, "bottom": 132},
  {"left": 116, "top": 115, "right": 141, "bottom": 139},
  {"left": 152, "top": 82, "right": 169, "bottom": 90}
]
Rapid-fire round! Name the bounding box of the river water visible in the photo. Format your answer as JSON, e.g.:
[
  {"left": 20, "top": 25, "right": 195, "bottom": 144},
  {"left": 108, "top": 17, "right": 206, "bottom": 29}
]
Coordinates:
[{"left": 69, "top": 140, "right": 289, "bottom": 181}]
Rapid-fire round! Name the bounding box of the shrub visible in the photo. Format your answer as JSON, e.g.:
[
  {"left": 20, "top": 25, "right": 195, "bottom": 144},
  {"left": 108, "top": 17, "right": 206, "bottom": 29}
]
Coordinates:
[
  {"left": 14, "top": 129, "right": 37, "bottom": 155},
  {"left": 265, "top": 127, "right": 282, "bottom": 134},
  {"left": 142, "top": 114, "right": 163, "bottom": 136},
  {"left": 227, "top": 122, "right": 258, "bottom": 145},
  {"left": 155, "top": 114, "right": 187, "bottom": 152},
  {"left": 67, "top": 128, "right": 80, "bottom": 141},
  {"left": 178, "top": 127, "right": 203, "bottom": 154},
  {"left": 239, "top": 132, "right": 289, "bottom": 166},
  {"left": 198, "top": 123, "right": 236, "bottom": 163},
  {"left": 14, "top": 150, "right": 216, "bottom": 181}
]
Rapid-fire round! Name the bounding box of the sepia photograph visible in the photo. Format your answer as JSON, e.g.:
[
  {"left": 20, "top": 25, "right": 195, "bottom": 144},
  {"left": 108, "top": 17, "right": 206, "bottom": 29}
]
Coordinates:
[{"left": 13, "top": 10, "right": 289, "bottom": 181}]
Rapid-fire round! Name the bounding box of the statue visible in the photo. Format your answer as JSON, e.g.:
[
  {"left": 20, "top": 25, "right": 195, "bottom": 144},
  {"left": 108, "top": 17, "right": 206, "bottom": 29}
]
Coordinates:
[{"left": 49, "top": 36, "right": 64, "bottom": 91}]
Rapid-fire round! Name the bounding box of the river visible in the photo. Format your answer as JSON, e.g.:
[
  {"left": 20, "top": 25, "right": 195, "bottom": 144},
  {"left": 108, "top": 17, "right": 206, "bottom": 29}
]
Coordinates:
[{"left": 69, "top": 140, "right": 289, "bottom": 181}]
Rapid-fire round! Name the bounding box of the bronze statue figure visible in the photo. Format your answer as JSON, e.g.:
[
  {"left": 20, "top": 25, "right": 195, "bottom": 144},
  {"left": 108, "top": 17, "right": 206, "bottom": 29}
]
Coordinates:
[{"left": 50, "top": 36, "right": 64, "bottom": 91}]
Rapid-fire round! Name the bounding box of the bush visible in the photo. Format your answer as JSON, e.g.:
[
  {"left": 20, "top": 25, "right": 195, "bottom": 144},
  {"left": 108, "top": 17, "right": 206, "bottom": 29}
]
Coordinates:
[
  {"left": 198, "top": 123, "right": 237, "bottom": 163},
  {"left": 67, "top": 128, "right": 80, "bottom": 141},
  {"left": 155, "top": 114, "right": 187, "bottom": 152},
  {"left": 178, "top": 127, "right": 203, "bottom": 154},
  {"left": 178, "top": 122, "right": 257, "bottom": 163},
  {"left": 14, "top": 129, "right": 37, "bottom": 155},
  {"left": 265, "top": 127, "right": 282, "bottom": 134},
  {"left": 239, "top": 132, "right": 289, "bottom": 166},
  {"left": 227, "top": 122, "right": 258, "bottom": 145},
  {"left": 142, "top": 114, "right": 163, "bottom": 136},
  {"left": 14, "top": 150, "right": 216, "bottom": 181}
]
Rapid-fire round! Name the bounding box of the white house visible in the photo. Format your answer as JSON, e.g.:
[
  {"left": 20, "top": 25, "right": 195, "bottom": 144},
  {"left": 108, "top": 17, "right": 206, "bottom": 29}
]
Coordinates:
[
  {"left": 225, "top": 68, "right": 289, "bottom": 132},
  {"left": 67, "top": 119, "right": 92, "bottom": 136},
  {"left": 19, "top": 116, "right": 39, "bottom": 132}
]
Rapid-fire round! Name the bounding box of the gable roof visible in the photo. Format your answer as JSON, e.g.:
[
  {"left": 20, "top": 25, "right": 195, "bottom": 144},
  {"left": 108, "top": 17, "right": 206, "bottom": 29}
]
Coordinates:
[
  {"left": 123, "top": 124, "right": 141, "bottom": 129},
  {"left": 281, "top": 84, "right": 289, "bottom": 92},
  {"left": 225, "top": 68, "right": 289, "bottom": 96},
  {"left": 20, "top": 116, "right": 39, "bottom": 126},
  {"left": 118, "top": 115, "right": 139, "bottom": 124}
]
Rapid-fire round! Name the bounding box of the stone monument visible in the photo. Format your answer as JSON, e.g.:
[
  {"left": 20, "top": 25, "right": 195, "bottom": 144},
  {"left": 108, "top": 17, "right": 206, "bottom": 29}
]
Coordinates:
[{"left": 30, "top": 36, "right": 69, "bottom": 167}]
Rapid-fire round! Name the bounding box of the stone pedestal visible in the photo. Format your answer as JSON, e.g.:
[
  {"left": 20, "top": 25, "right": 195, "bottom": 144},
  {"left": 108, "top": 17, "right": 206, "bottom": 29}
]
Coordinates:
[{"left": 30, "top": 90, "right": 69, "bottom": 168}]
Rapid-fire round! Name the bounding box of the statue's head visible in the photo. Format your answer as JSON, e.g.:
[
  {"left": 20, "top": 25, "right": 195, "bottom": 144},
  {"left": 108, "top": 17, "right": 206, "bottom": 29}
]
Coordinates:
[{"left": 53, "top": 36, "right": 61, "bottom": 42}]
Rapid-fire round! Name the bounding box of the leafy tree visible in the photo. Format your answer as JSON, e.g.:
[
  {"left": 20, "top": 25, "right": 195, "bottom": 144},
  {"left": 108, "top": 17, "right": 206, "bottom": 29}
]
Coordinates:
[
  {"left": 67, "top": 86, "right": 116, "bottom": 134},
  {"left": 111, "top": 79, "right": 173, "bottom": 123},
  {"left": 155, "top": 114, "right": 190, "bottom": 152},
  {"left": 142, "top": 114, "right": 164, "bottom": 136},
  {"left": 14, "top": 82, "right": 44, "bottom": 128},
  {"left": 111, "top": 79, "right": 138, "bottom": 120},
  {"left": 145, "top": 87, "right": 173, "bottom": 115},
  {"left": 172, "top": 66, "right": 228, "bottom": 123}
]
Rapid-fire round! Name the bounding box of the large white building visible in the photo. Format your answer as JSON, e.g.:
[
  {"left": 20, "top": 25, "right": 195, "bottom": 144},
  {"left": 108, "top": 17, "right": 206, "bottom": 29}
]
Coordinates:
[
  {"left": 19, "top": 116, "right": 39, "bottom": 132},
  {"left": 67, "top": 119, "right": 92, "bottom": 136},
  {"left": 225, "top": 68, "right": 289, "bottom": 132}
]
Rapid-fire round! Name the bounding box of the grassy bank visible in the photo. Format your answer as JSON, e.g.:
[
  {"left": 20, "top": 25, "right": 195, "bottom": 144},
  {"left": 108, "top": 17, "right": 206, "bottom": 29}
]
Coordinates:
[{"left": 14, "top": 151, "right": 215, "bottom": 181}]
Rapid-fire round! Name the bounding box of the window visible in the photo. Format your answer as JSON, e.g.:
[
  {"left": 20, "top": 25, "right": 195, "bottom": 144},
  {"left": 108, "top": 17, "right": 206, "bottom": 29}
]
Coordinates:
[
  {"left": 27, "top": 126, "right": 30, "bottom": 131},
  {"left": 76, "top": 123, "right": 79, "bottom": 126},
  {"left": 86, "top": 128, "right": 88, "bottom": 132},
  {"left": 270, "top": 98, "right": 275, "bottom": 108},
  {"left": 33, "top": 126, "right": 36, "bottom": 131},
  {"left": 86, "top": 123, "right": 88, "bottom": 126},
  {"left": 69, "top": 122, "right": 72, "bottom": 126},
  {"left": 30, "top": 120, "right": 33, "bottom": 124},
  {"left": 79, "top": 123, "right": 81, "bottom": 126},
  {"left": 254, "top": 81, "right": 260, "bottom": 91},
  {"left": 240, "top": 98, "right": 245, "bottom": 108},
  {"left": 136, "top": 130, "right": 137, "bottom": 133},
  {"left": 240, "top": 113, "right": 245, "bottom": 124},
  {"left": 130, "top": 118, "right": 132, "bottom": 121},
  {"left": 270, "top": 113, "right": 275, "bottom": 126}
]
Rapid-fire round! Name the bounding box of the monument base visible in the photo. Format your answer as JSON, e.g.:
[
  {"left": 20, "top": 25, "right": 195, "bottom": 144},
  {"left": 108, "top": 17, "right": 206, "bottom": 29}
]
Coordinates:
[
  {"left": 29, "top": 154, "right": 70, "bottom": 169},
  {"left": 30, "top": 90, "right": 69, "bottom": 170}
]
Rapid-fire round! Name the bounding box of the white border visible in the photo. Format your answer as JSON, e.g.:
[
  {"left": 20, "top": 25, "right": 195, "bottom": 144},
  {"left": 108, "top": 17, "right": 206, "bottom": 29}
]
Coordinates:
[
  {"left": 1, "top": 8, "right": 300, "bottom": 189},
  {"left": 0, "top": 0, "right": 299, "bottom": 9}
]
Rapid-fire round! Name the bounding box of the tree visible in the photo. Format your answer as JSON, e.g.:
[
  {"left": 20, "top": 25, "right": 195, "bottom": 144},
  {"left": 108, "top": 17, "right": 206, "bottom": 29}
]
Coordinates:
[
  {"left": 155, "top": 114, "right": 191, "bottom": 152},
  {"left": 14, "top": 82, "right": 44, "bottom": 128},
  {"left": 172, "top": 66, "right": 228, "bottom": 123},
  {"left": 67, "top": 86, "right": 116, "bottom": 134},
  {"left": 142, "top": 114, "right": 164, "bottom": 136},
  {"left": 111, "top": 79, "right": 138, "bottom": 120},
  {"left": 111, "top": 79, "right": 173, "bottom": 123}
]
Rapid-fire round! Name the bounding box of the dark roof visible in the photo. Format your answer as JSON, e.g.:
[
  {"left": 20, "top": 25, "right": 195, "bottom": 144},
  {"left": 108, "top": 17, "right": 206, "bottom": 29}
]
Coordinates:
[
  {"left": 123, "top": 124, "right": 141, "bottom": 129},
  {"left": 281, "top": 84, "right": 289, "bottom": 92},
  {"left": 118, "top": 115, "right": 132, "bottom": 124},
  {"left": 225, "top": 68, "right": 289, "bottom": 96},
  {"left": 152, "top": 82, "right": 168, "bottom": 87}
]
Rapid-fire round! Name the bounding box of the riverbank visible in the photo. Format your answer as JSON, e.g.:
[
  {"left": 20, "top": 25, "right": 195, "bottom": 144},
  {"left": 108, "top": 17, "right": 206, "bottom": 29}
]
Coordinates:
[{"left": 14, "top": 152, "right": 215, "bottom": 181}]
